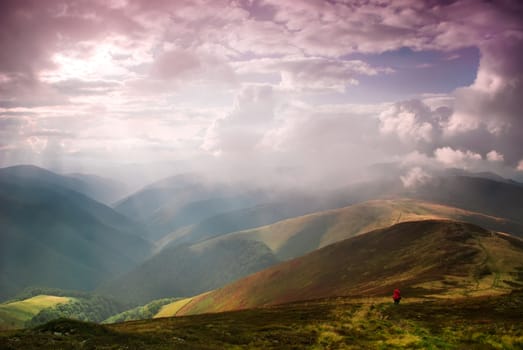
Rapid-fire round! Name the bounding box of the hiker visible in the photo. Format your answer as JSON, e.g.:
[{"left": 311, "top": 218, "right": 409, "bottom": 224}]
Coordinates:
[{"left": 393, "top": 288, "right": 401, "bottom": 304}]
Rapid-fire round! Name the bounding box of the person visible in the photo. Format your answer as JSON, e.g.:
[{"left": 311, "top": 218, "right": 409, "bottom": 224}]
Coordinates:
[{"left": 393, "top": 288, "right": 401, "bottom": 304}]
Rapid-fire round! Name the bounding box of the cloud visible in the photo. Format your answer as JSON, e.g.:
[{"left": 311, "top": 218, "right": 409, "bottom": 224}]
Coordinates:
[
  {"left": 379, "top": 100, "right": 441, "bottom": 144},
  {"left": 444, "top": 31, "right": 523, "bottom": 166},
  {"left": 234, "top": 56, "right": 389, "bottom": 92},
  {"left": 235, "top": 56, "right": 392, "bottom": 92},
  {"left": 0, "top": 0, "right": 142, "bottom": 78},
  {"left": 1, "top": 0, "right": 522, "bottom": 181},
  {"left": 51, "top": 79, "right": 121, "bottom": 96},
  {"left": 150, "top": 50, "right": 202, "bottom": 80},
  {"left": 202, "top": 84, "right": 276, "bottom": 155},
  {"left": 486, "top": 150, "right": 504, "bottom": 162},
  {"left": 400, "top": 167, "right": 432, "bottom": 189},
  {"left": 434, "top": 147, "right": 482, "bottom": 167}
]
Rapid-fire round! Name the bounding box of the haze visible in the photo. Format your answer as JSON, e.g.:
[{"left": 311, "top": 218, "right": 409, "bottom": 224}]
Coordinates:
[{"left": 1, "top": 0, "right": 523, "bottom": 189}]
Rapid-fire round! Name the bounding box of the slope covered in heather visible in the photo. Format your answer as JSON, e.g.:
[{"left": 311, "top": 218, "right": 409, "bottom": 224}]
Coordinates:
[
  {"left": 103, "top": 199, "right": 521, "bottom": 305},
  {"left": 174, "top": 220, "right": 523, "bottom": 316}
]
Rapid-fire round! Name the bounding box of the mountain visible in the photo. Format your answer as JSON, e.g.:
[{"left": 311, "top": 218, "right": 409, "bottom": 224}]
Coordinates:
[
  {"left": 200, "top": 198, "right": 523, "bottom": 261},
  {"left": 101, "top": 199, "right": 522, "bottom": 305},
  {"left": 172, "top": 220, "right": 523, "bottom": 316},
  {"left": 409, "top": 175, "right": 523, "bottom": 223},
  {"left": 159, "top": 172, "right": 523, "bottom": 250},
  {"left": 98, "top": 238, "right": 278, "bottom": 305},
  {"left": 0, "top": 165, "right": 127, "bottom": 205},
  {"left": 158, "top": 193, "right": 332, "bottom": 249},
  {"left": 0, "top": 165, "right": 152, "bottom": 300},
  {"left": 66, "top": 173, "right": 128, "bottom": 204},
  {"left": 113, "top": 174, "right": 268, "bottom": 241}
]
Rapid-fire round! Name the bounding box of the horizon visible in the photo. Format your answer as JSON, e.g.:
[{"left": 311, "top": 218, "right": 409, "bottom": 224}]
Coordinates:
[{"left": 1, "top": 0, "right": 523, "bottom": 188}]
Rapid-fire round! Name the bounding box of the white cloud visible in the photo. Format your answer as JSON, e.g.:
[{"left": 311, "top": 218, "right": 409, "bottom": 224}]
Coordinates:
[
  {"left": 235, "top": 56, "right": 392, "bottom": 92},
  {"left": 378, "top": 100, "right": 448, "bottom": 144},
  {"left": 202, "top": 84, "right": 276, "bottom": 155},
  {"left": 444, "top": 31, "right": 523, "bottom": 165},
  {"left": 400, "top": 167, "right": 432, "bottom": 189},
  {"left": 486, "top": 150, "right": 504, "bottom": 162},
  {"left": 1, "top": 0, "right": 522, "bottom": 179},
  {"left": 434, "top": 147, "right": 482, "bottom": 167}
]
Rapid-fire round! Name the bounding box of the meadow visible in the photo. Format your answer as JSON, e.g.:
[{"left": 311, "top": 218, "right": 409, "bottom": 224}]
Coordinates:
[{"left": 1, "top": 291, "right": 522, "bottom": 349}]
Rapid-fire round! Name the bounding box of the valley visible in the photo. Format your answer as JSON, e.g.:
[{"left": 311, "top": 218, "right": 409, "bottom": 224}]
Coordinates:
[{"left": 1, "top": 165, "right": 523, "bottom": 349}]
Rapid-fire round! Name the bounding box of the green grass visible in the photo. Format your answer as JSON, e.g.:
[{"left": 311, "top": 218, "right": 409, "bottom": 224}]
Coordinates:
[
  {"left": 1, "top": 292, "right": 522, "bottom": 349},
  {"left": 0, "top": 295, "right": 73, "bottom": 330}
]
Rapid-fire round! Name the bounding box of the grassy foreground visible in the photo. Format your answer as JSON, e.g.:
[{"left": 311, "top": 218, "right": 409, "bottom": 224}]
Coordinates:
[{"left": 1, "top": 291, "right": 522, "bottom": 349}]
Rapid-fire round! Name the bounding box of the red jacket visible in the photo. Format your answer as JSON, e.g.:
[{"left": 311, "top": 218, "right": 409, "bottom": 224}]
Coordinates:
[{"left": 393, "top": 289, "right": 401, "bottom": 300}]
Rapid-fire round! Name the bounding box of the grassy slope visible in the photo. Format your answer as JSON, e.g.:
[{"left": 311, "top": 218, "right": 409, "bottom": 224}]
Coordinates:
[
  {"left": 2, "top": 292, "right": 522, "bottom": 349},
  {"left": 176, "top": 220, "right": 523, "bottom": 316},
  {"left": 102, "top": 298, "right": 178, "bottom": 324},
  {"left": 154, "top": 297, "right": 195, "bottom": 318},
  {"left": 209, "top": 198, "right": 520, "bottom": 261},
  {"left": 0, "top": 295, "right": 73, "bottom": 330},
  {"left": 103, "top": 199, "right": 520, "bottom": 306},
  {"left": 99, "top": 238, "right": 279, "bottom": 305}
]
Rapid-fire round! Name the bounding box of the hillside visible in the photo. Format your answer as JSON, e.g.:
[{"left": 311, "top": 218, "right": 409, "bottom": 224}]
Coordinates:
[
  {"left": 98, "top": 239, "right": 278, "bottom": 305},
  {"left": 156, "top": 174, "right": 523, "bottom": 249},
  {"left": 2, "top": 291, "right": 523, "bottom": 349},
  {"left": 102, "top": 199, "right": 522, "bottom": 305},
  {"left": 207, "top": 198, "right": 523, "bottom": 260},
  {"left": 0, "top": 166, "right": 152, "bottom": 300},
  {"left": 411, "top": 175, "right": 523, "bottom": 224},
  {"left": 66, "top": 173, "right": 128, "bottom": 204},
  {"left": 102, "top": 298, "right": 178, "bottom": 324},
  {"left": 173, "top": 220, "right": 523, "bottom": 316},
  {"left": 0, "top": 295, "right": 73, "bottom": 330},
  {"left": 0, "top": 165, "right": 127, "bottom": 205},
  {"left": 114, "top": 173, "right": 266, "bottom": 241},
  {"left": 158, "top": 195, "right": 327, "bottom": 249},
  {"left": 0, "top": 289, "right": 126, "bottom": 330}
]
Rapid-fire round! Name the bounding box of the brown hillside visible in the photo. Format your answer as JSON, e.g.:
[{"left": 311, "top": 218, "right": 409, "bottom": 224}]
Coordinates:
[
  {"left": 191, "top": 198, "right": 523, "bottom": 262},
  {"left": 176, "top": 220, "right": 523, "bottom": 316}
]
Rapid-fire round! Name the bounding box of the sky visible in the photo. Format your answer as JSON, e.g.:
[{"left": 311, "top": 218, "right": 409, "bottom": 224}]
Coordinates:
[{"left": 1, "top": 0, "right": 523, "bottom": 187}]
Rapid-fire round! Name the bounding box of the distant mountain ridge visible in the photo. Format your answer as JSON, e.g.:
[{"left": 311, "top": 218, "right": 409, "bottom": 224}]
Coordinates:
[
  {"left": 0, "top": 165, "right": 152, "bottom": 300},
  {"left": 116, "top": 169, "right": 523, "bottom": 250},
  {"left": 0, "top": 165, "right": 127, "bottom": 205},
  {"left": 114, "top": 173, "right": 269, "bottom": 241},
  {"left": 101, "top": 198, "right": 522, "bottom": 305}
]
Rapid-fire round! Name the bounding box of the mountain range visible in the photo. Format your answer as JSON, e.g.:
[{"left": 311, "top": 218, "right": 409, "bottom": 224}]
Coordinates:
[
  {"left": 1, "top": 164, "right": 523, "bottom": 335},
  {"left": 168, "top": 220, "right": 523, "bottom": 316},
  {"left": 101, "top": 198, "right": 523, "bottom": 305},
  {"left": 0, "top": 165, "right": 151, "bottom": 300}
]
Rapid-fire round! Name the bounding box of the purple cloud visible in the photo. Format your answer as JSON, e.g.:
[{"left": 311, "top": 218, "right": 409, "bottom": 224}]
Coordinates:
[{"left": 0, "top": 0, "right": 522, "bottom": 182}]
